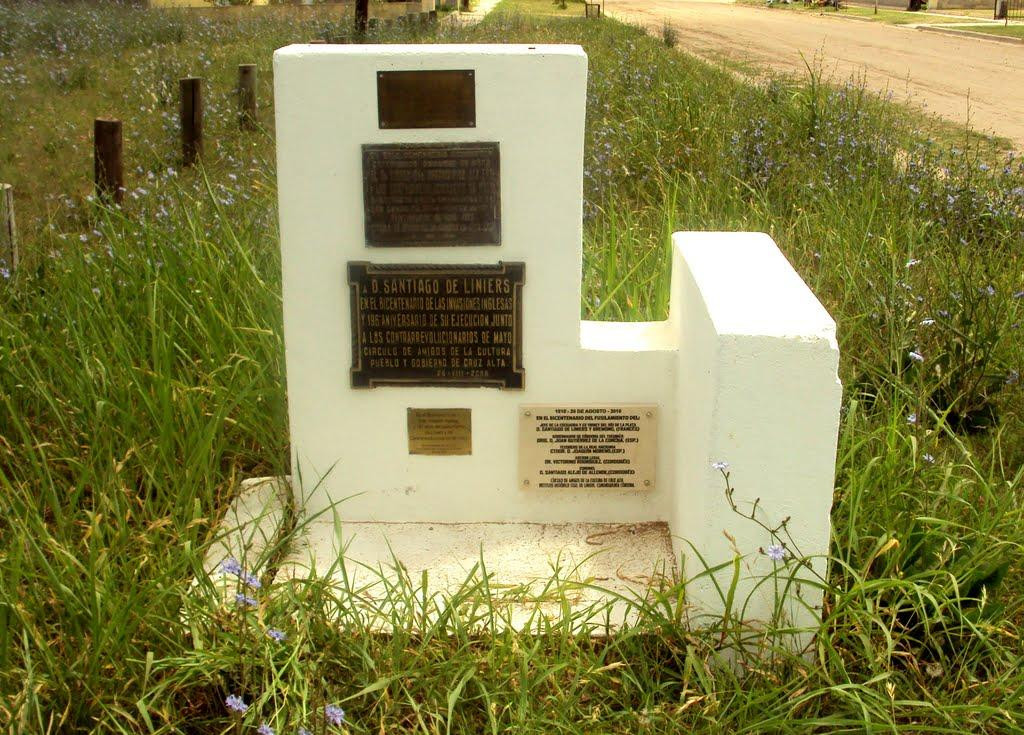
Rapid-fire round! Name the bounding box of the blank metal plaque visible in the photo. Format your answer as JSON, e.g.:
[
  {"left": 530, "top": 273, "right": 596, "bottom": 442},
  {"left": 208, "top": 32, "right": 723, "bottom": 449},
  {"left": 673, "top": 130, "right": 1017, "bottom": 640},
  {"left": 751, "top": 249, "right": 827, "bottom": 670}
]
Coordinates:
[
  {"left": 519, "top": 404, "right": 657, "bottom": 490},
  {"left": 377, "top": 69, "right": 476, "bottom": 129},
  {"left": 408, "top": 408, "right": 472, "bottom": 455}
]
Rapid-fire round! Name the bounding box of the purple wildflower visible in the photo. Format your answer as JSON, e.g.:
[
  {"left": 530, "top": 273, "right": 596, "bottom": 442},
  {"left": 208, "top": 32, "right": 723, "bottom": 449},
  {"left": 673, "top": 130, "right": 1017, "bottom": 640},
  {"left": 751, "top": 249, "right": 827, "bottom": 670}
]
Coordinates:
[
  {"left": 257, "top": 724, "right": 275, "bottom": 735},
  {"left": 765, "top": 544, "right": 786, "bottom": 562},
  {"left": 243, "top": 572, "right": 262, "bottom": 590},
  {"left": 225, "top": 694, "right": 249, "bottom": 714},
  {"left": 266, "top": 628, "right": 286, "bottom": 642},
  {"left": 325, "top": 704, "right": 346, "bottom": 726},
  {"left": 235, "top": 593, "right": 258, "bottom": 608},
  {"left": 221, "top": 558, "right": 243, "bottom": 577}
]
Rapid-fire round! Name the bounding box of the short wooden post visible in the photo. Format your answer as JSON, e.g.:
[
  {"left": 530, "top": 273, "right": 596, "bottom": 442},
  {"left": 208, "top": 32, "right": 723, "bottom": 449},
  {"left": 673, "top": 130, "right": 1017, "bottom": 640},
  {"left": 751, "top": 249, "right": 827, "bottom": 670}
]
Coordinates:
[
  {"left": 238, "top": 64, "right": 258, "bottom": 130},
  {"left": 180, "top": 77, "right": 203, "bottom": 167},
  {"left": 0, "top": 184, "right": 17, "bottom": 275},
  {"left": 94, "top": 118, "right": 124, "bottom": 204},
  {"left": 355, "top": 0, "right": 369, "bottom": 34}
]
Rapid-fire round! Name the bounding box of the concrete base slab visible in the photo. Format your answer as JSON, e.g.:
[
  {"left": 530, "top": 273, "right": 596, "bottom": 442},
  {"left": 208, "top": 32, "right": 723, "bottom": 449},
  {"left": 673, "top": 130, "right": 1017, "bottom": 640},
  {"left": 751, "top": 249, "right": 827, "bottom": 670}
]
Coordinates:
[
  {"left": 278, "top": 517, "right": 679, "bottom": 631},
  {"left": 202, "top": 476, "right": 290, "bottom": 583}
]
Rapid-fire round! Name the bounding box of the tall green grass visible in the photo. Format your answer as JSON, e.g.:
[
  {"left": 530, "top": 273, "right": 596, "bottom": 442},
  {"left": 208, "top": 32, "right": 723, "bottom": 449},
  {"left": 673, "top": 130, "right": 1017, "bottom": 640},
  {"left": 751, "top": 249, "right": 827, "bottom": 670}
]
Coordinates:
[{"left": 0, "top": 1, "right": 1022, "bottom": 732}]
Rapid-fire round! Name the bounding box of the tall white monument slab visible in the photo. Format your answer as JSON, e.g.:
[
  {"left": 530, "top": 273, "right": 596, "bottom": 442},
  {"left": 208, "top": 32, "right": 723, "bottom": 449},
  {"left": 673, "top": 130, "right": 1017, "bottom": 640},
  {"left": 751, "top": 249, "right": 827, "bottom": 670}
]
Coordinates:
[{"left": 265, "top": 43, "right": 842, "bottom": 636}]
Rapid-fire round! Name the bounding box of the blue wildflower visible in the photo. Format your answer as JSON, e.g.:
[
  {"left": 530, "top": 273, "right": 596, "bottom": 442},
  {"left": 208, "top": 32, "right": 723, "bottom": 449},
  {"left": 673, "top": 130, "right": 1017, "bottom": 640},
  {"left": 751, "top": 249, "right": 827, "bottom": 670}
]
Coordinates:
[
  {"left": 266, "top": 628, "right": 286, "bottom": 642},
  {"left": 235, "top": 593, "right": 258, "bottom": 608},
  {"left": 325, "top": 704, "right": 346, "bottom": 726},
  {"left": 765, "top": 544, "right": 786, "bottom": 562},
  {"left": 257, "top": 724, "right": 275, "bottom": 735},
  {"left": 225, "top": 694, "right": 248, "bottom": 714},
  {"left": 221, "top": 558, "right": 243, "bottom": 577}
]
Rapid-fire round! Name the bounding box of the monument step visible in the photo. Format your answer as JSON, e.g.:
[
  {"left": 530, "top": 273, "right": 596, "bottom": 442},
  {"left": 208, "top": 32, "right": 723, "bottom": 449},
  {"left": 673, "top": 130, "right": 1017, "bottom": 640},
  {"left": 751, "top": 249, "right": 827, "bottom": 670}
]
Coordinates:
[
  {"left": 201, "top": 477, "right": 679, "bottom": 632},
  {"left": 279, "top": 519, "right": 678, "bottom": 631}
]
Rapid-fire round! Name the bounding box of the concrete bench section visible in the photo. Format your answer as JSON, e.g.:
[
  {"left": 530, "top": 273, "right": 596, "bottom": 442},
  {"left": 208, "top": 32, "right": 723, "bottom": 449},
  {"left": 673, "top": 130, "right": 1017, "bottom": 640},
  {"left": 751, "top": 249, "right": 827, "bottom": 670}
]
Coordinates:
[{"left": 208, "top": 44, "right": 842, "bottom": 638}]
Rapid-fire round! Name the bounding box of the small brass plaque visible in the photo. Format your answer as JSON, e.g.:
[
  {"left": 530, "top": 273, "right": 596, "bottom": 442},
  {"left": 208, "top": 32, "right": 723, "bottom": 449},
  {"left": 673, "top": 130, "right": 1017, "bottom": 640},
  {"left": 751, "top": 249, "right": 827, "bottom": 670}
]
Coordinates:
[
  {"left": 377, "top": 69, "right": 475, "bottom": 129},
  {"left": 362, "top": 142, "right": 500, "bottom": 247},
  {"left": 519, "top": 404, "right": 657, "bottom": 490},
  {"left": 408, "top": 408, "right": 472, "bottom": 455}
]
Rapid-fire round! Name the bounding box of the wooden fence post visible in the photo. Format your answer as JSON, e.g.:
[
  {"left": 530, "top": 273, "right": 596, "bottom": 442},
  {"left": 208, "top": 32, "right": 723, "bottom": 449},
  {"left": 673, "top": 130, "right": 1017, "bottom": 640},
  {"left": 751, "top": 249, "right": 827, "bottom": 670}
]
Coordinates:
[
  {"left": 355, "top": 0, "right": 369, "bottom": 34},
  {"left": 0, "top": 184, "right": 16, "bottom": 275},
  {"left": 180, "top": 77, "right": 203, "bottom": 166},
  {"left": 94, "top": 118, "right": 124, "bottom": 204},
  {"left": 238, "top": 64, "right": 257, "bottom": 130}
]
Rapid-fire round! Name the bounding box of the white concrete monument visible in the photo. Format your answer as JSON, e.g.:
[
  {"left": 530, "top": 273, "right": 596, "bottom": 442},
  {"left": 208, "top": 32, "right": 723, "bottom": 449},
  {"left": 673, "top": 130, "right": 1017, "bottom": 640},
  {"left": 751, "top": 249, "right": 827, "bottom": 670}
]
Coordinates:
[{"left": 253, "top": 44, "right": 842, "bottom": 635}]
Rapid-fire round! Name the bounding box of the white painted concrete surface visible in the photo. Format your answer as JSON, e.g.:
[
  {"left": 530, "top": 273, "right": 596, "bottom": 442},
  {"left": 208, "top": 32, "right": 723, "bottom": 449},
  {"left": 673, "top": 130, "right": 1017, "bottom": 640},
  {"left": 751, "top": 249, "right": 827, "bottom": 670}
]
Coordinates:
[
  {"left": 272, "top": 45, "right": 842, "bottom": 632},
  {"left": 669, "top": 232, "right": 842, "bottom": 631}
]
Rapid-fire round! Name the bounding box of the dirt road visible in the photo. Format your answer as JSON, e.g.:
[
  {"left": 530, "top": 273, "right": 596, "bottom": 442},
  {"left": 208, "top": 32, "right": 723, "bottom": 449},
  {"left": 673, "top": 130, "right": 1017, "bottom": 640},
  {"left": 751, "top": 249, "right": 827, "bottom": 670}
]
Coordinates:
[{"left": 604, "top": 0, "right": 1024, "bottom": 147}]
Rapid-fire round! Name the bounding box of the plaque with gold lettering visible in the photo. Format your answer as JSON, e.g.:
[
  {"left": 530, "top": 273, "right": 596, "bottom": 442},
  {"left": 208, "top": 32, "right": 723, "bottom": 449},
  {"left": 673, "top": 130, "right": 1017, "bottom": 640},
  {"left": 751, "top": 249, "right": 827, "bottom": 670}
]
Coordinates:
[
  {"left": 407, "top": 408, "right": 472, "bottom": 455},
  {"left": 362, "top": 143, "right": 500, "bottom": 247},
  {"left": 349, "top": 262, "right": 524, "bottom": 389}
]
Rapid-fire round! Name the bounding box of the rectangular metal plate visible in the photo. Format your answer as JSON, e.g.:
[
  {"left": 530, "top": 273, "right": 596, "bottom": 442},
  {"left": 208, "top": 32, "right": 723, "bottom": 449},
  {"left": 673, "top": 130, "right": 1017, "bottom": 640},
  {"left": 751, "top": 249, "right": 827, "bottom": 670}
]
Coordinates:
[
  {"left": 377, "top": 69, "right": 475, "bottom": 129},
  {"left": 407, "top": 408, "right": 472, "bottom": 455},
  {"left": 519, "top": 405, "right": 657, "bottom": 490},
  {"left": 349, "top": 262, "right": 525, "bottom": 389},
  {"left": 362, "top": 143, "right": 500, "bottom": 247}
]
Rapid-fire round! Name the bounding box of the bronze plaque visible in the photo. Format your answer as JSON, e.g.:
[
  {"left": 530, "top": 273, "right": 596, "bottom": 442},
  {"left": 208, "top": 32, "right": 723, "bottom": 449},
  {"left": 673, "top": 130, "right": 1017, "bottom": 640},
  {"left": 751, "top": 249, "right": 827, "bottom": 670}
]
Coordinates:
[
  {"left": 362, "top": 143, "right": 500, "bottom": 247},
  {"left": 349, "top": 262, "right": 524, "bottom": 389},
  {"left": 408, "top": 408, "right": 472, "bottom": 455},
  {"left": 377, "top": 69, "right": 475, "bottom": 129},
  {"left": 518, "top": 405, "right": 658, "bottom": 490}
]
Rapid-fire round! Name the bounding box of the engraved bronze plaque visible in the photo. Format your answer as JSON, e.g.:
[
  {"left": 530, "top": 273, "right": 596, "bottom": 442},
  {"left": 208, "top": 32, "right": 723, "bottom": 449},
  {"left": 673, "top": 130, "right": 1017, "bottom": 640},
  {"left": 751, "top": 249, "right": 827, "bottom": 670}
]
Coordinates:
[
  {"left": 362, "top": 143, "right": 500, "bottom": 247},
  {"left": 349, "top": 262, "right": 524, "bottom": 389},
  {"left": 408, "top": 408, "right": 472, "bottom": 455},
  {"left": 377, "top": 69, "right": 475, "bottom": 129},
  {"left": 519, "top": 405, "right": 657, "bottom": 490}
]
